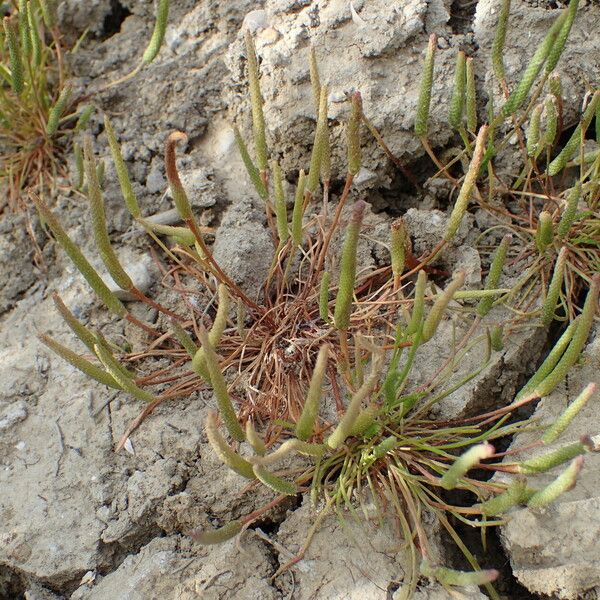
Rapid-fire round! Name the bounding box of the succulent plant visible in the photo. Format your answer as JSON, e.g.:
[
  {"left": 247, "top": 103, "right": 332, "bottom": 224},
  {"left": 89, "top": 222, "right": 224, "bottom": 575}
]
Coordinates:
[{"left": 30, "top": 3, "right": 599, "bottom": 595}]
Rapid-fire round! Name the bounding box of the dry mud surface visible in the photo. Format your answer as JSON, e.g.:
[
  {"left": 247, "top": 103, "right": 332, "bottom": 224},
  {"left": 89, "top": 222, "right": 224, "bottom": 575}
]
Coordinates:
[{"left": 1, "top": 1, "right": 600, "bottom": 599}]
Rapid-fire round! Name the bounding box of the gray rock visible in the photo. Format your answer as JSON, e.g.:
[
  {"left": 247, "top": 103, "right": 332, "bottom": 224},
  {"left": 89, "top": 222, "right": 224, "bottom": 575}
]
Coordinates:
[
  {"left": 0, "top": 213, "right": 38, "bottom": 316},
  {"left": 167, "top": 167, "right": 218, "bottom": 209},
  {"left": 212, "top": 199, "right": 273, "bottom": 300},
  {"left": 58, "top": 0, "right": 114, "bottom": 39},
  {"left": 226, "top": 0, "right": 454, "bottom": 185},
  {"left": 103, "top": 250, "right": 157, "bottom": 301},
  {"left": 70, "top": 535, "right": 278, "bottom": 600},
  {"left": 145, "top": 157, "right": 166, "bottom": 194}
]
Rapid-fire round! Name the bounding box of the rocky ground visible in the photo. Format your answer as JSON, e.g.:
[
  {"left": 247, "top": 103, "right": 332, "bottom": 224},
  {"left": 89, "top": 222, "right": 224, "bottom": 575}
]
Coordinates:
[{"left": 1, "top": 1, "right": 599, "bottom": 599}]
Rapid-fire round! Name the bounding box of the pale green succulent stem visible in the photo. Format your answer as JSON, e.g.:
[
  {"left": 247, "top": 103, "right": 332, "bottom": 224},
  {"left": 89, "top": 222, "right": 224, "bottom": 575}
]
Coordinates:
[
  {"left": 390, "top": 219, "right": 406, "bottom": 284},
  {"left": 236, "top": 298, "right": 246, "bottom": 340},
  {"left": 533, "top": 274, "right": 599, "bottom": 397},
  {"left": 421, "top": 560, "right": 498, "bottom": 587},
  {"left": 165, "top": 131, "right": 196, "bottom": 220},
  {"left": 307, "top": 48, "right": 331, "bottom": 184},
  {"left": 245, "top": 420, "right": 267, "bottom": 456},
  {"left": 535, "top": 211, "right": 553, "bottom": 253},
  {"left": 244, "top": 31, "right": 268, "bottom": 172},
  {"left": 492, "top": 0, "right": 510, "bottom": 83},
  {"left": 27, "top": 2, "right": 41, "bottom": 67},
  {"left": 516, "top": 318, "right": 577, "bottom": 401},
  {"left": 541, "top": 246, "right": 567, "bottom": 327},
  {"left": 327, "top": 354, "right": 383, "bottom": 449},
  {"left": 333, "top": 200, "right": 365, "bottom": 330},
  {"left": 465, "top": 57, "right": 477, "bottom": 133},
  {"left": 94, "top": 343, "right": 155, "bottom": 402},
  {"left": 543, "top": 95, "right": 558, "bottom": 146},
  {"left": 456, "top": 288, "right": 511, "bottom": 300},
  {"left": 526, "top": 103, "right": 542, "bottom": 157},
  {"left": 549, "top": 73, "right": 562, "bottom": 99},
  {"left": 444, "top": 125, "right": 488, "bottom": 241},
  {"left": 94, "top": 333, "right": 136, "bottom": 379},
  {"left": 501, "top": 10, "right": 567, "bottom": 118},
  {"left": 39, "top": 335, "right": 121, "bottom": 390},
  {"left": 170, "top": 320, "right": 198, "bottom": 358},
  {"left": 353, "top": 341, "right": 365, "bottom": 386},
  {"left": 490, "top": 325, "right": 504, "bottom": 352},
  {"left": 233, "top": 126, "right": 268, "bottom": 199},
  {"left": 545, "top": 0, "right": 579, "bottom": 74},
  {"left": 527, "top": 456, "right": 583, "bottom": 508},
  {"left": 291, "top": 169, "right": 306, "bottom": 247},
  {"left": 83, "top": 136, "right": 134, "bottom": 292},
  {"left": 309, "top": 45, "right": 321, "bottom": 115},
  {"left": 295, "top": 345, "right": 329, "bottom": 441},
  {"left": 372, "top": 436, "right": 397, "bottom": 460},
  {"left": 568, "top": 149, "right": 600, "bottom": 167},
  {"left": 142, "top": 0, "right": 169, "bottom": 65},
  {"left": 3, "top": 17, "right": 23, "bottom": 95},
  {"left": 75, "top": 105, "right": 94, "bottom": 132},
  {"left": 383, "top": 324, "right": 422, "bottom": 408},
  {"left": 557, "top": 182, "right": 581, "bottom": 238},
  {"left": 73, "top": 143, "right": 84, "bottom": 189},
  {"left": 543, "top": 383, "right": 597, "bottom": 444},
  {"left": 422, "top": 271, "right": 466, "bottom": 343},
  {"left": 440, "top": 442, "right": 494, "bottom": 490},
  {"left": 406, "top": 270, "right": 427, "bottom": 335},
  {"left": 104, "top": 115, "right": 141, "bottom": 218},
  {"left": 52, "top": 293, "right": 97, "bottom": 353},
  {"left": 347, "top": 91, "right": 362, "bottom": 176},
  {"left": 479, "top": 479, "right": 531, "bottom": 516},
  {"left": 18, "top": 0, "right": 31, "bottom": 59},
  {"left": 307, "top": 87, "right": 328, "bottom": 193},
  {"left": 320, "top": 120, "right": 331, "bottom": 184},
  {"left": 548, "top": 91, "right": 600, "bottom": 176},
  {"left": 47, "top": 85, "right": 72, "bottom": 135},
  {"left": 140, "top": 221, "right": 195, "bottom": 246},
  {"left": 449, "top": 50, "right": 466, "bottom": 130},
  {"left": 271, "top": 160, "right": 289, "bottom": 243},
  {"left": 251, "top": 439, "right": 324, "bottom": 466},
  {"left": 414, "top": 33, "right": 436, "bottom": 137},
  {"left": 191, "top": 287, "right": 230, "bottom": 381},
  {"left": 319, "top": 271, "right": 330, "bottom": 323},
  {"left": 96, "top": 160, "right": 106, "bottom": 186},
  {"left": 253, "top": 464, "right": 297, "bottom": 495},
  {"left": 197, "top": 326, "right": 245, "bottom": 442},
  {"left": 38, "top": 0, "right": 56, "bottom": 28},
  {"left": 462, "top": 280, "right": 505, "bottom": 298},
  {"left": 349, "top": 404, "right": 378, "bottom": 437},
  {"left": 517, "top": 440, "right": 586, "bottom": 474},
  {"left": 477, "top": 234, "right": 510, "bottom": 317},
  {"left": 188, "top": 520, "right": 242, "bottom": 545},
  {"left": 29, "top": 191, "right": 126, "bottom": 317},
  {"left": 205, "top": 412, "right": 253, "bottom": 478}
]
